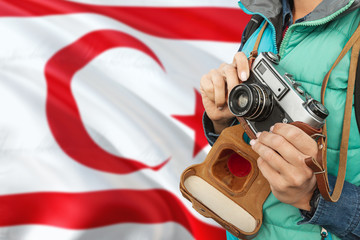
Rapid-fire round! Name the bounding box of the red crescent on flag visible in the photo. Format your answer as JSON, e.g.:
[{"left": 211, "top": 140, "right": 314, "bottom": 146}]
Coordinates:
[
  {"left": 45, "top": 30, "right": 170, "bottom": 174},
  {"left": 0, "top": 2, "right": 248, "bottom": 238}
]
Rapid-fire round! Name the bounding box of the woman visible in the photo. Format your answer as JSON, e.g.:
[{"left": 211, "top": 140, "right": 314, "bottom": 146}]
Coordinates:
[{"left": 200, "top": 0, "right": 360, "bottom": 239}]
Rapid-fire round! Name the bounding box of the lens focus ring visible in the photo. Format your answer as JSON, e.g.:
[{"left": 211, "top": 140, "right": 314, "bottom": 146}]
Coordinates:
[{"left": 228, "top": 83, "right": 274, "bottom": 121}]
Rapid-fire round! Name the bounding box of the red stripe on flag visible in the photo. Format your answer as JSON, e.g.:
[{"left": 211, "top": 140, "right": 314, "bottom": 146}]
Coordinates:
[
  {"left": 0, "top": 190, "right": 225, "bottom": 239},
  {"left": 0, "top": 1, "right": 250, "bottom": 42},
  {"left": 46, "top": 29, "right": 169, "bottom": 174}
]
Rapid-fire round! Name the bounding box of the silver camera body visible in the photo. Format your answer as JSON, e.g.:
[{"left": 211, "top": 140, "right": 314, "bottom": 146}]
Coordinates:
[{"left": 228, "top": 52, "right": 329, "bottom": 134}]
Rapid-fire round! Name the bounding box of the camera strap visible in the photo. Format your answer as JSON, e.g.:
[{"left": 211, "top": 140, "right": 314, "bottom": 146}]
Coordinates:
[
  {"left": 248, "top": 21, "right": 268, "bottom": 68},
  {"left": 237, "top": 21, "right": 270, "bottom": 140},
  {"left": 305, "top": 22, "right": 360, "bottom": 202}
]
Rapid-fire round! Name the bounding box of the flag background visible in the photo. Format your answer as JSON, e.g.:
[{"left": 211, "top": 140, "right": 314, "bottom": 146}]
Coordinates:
[{"left": 0, "top": 1, "right": 249, "bottom": 239}]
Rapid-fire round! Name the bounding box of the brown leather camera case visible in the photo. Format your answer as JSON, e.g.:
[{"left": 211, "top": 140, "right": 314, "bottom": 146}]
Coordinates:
[{"left": 180, "top": 124, "right": 270, "bottom": 239}]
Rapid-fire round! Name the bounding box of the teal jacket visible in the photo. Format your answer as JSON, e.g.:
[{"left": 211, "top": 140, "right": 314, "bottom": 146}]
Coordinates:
[{"left": 219, "top": 0, "right": 360, "bottom": 239}]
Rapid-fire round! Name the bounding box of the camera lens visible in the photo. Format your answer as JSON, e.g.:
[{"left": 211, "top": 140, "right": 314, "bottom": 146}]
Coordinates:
[
  {"left": 228, "top": 83, "right": 274, "bottom": 121},
  {"left": 238, "top": 94, "right": 249, "bottom": 108}
]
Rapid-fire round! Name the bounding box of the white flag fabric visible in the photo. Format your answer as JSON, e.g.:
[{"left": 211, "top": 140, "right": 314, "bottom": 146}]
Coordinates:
[{"left": 0, "top": 1, "right": 250, "bottom": 239}]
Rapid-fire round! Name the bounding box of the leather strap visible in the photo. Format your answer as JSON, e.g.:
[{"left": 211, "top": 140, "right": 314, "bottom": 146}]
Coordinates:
[
  {"left": 249, "top": 21, "right": 268, "bottom": 68},
  {"left": 305, "top": 23, "right": 360, "bottom": 202},
  {"left": 238, "top": 20, "right": 269, "bottom": 138}
]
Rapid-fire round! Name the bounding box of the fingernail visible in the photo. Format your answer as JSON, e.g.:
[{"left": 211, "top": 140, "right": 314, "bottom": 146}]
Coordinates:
[
  {"left": 270, "top": 126, "right": 274, "bottom": 132},
  {"left": 240, "top": 71, "right": 248, "bottom": 81},
  {"left": 249, "top": 139, "right": 256, "bottom": 146},
  {"left": 256, "top": 132, "right": 261, "bottom": 138}
]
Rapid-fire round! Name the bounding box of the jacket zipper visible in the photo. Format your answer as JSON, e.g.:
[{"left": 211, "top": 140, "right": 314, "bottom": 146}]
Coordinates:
[{"left": 320, "top": 227, "right": 328, "bottom": 240}]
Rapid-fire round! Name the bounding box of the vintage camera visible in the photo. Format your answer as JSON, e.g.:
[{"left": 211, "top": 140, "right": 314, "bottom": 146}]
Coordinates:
[
  {"left": 228, "top": 52, "right": 329, "bottom": 134},
  {"left": 180, "top": 52, "right": 330, "bottom": 239}
]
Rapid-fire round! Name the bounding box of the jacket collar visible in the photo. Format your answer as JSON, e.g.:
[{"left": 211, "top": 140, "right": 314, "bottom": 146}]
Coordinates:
[
  {"left": 239, "top": 0, "right": 360, "bottom": 48},
  {"left": 239, "top": 0, "right": 360, "bottom": 23}
]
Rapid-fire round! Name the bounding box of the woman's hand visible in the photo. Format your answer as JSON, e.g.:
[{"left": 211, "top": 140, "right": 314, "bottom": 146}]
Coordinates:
[
  {"left": 250, "top": 123, "right": 318, "bottom": 210},
  {"left": 200, "top": 52, "right": 249, "bottom": 134}
]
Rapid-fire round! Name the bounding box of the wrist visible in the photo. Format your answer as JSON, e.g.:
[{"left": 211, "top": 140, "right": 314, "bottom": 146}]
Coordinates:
[
  {"left": 212, "top": 118, "right": 235, "bottom": 134},
  {"left": 300, "top": 188, "right": 321, "bottom": 218}
]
